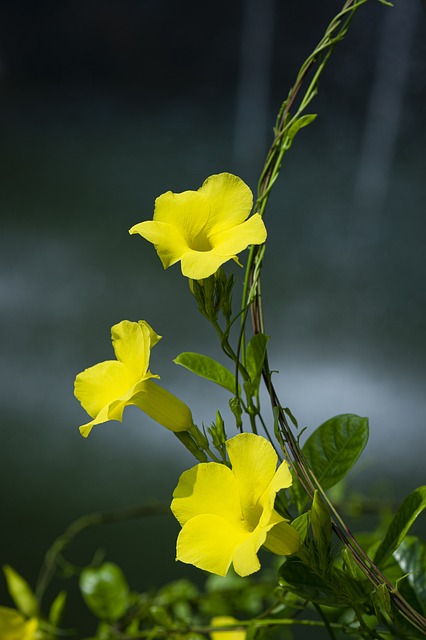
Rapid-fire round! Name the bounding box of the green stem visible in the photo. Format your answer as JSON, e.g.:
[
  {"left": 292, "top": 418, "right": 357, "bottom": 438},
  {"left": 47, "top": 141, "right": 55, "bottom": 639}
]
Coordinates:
[
  {"left": 211, "top": 318, "right": 250, "bottom": 384},
  {"left": 211, "top": 317, "right": 260, "bottom": 434},
  {"left": 313, "top": 603, "right": 338, "bottom": 640}
]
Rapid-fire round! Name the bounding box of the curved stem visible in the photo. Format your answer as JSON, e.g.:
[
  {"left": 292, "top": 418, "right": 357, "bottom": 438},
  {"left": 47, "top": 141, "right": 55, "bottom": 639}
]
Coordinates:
[{"left": 35, "top": 503, "right": 169, "bottom": 604}]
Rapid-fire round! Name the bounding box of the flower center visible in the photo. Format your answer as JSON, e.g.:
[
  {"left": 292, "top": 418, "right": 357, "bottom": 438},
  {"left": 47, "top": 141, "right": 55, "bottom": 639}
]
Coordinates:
[
  {"left": 188, "top": 231, "right": 213, "bottom": 252},
  {"left": 242, "top": 503, "right": 263, "bottom": 532}
]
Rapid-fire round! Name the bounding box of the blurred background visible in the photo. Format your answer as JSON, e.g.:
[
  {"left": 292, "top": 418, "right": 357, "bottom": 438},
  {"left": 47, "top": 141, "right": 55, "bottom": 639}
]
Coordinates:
[{"left": 1, "top": 0, "right": 425, "bottom": 634}]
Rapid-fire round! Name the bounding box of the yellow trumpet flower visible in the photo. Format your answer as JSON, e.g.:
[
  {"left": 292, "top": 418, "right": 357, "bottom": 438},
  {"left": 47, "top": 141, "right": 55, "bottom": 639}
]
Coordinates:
[
  {"left": 171, "top": 433, "right": 300, "bottom": 577},
  {"left": 129, "top": 173, "right": 267, "bottom": 280},
  {"left": 74, "top": 320, "right": 193, "bottom": 437}
]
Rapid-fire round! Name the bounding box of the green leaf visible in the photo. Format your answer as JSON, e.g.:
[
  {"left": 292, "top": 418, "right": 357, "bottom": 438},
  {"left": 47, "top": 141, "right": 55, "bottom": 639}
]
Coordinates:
[
  {"left": 373, "top": 583, "right": 392, "bottom": 619},
  {"left": 293, "top": 414, "right": 369, "bottom": 509},
  {"left": 174, "top": 352, "right": 237, "bottom": 394},
  {"left": 341, "top": 548, "right": 364, "bottom": 582},
  {"left": 374, "top": 486, "right": 426, "bottom": 567},
  {"left": 291, "top": 512, "right": 310, "bottom": 542},
  {"left": 49, "top": 590, "right": 67, "bottom": 628},
  {"left": 229, "top": 397, "right": 243, "bottom": 429},
  {"left": 284, "top": 406, "right": 298, "bottom": 429},
  {"left": 394, "top": 536, "right": 426, "bottom": 614},
  {"left": 245, "top": 333, "right": 269, "bottom": 390},
  {"left": 278, "top": 557, "right": 346, "bottom": 606},
  {"left": 311, "top": 491, "right": 332, "bottom": 570},
  {"left": 149, "top": 605, "right": 173, "bottom": 626},
  {"left": 2, "top": 565, "right": 38, "bottom": 618},
  {"left": 156, "top": 579, "right": 199, "bottom": 605},
  {"left": 286, "top": 114, "right": 317, "bottom": 146},
  {"left": 79, "top": 562, "right": 130, "bottom": 621}
]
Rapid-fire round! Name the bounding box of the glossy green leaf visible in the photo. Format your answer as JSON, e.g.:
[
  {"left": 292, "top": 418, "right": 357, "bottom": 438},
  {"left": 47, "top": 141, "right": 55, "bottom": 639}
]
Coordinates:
[
  {"left": 278, "top": 557, "right": 346, "bottom": 606},
  {"left": 394, "top": 536, "right": 426, "bottom": 614},
  {"left": 293, "top": 414, "right": 369, "bottom": 509},
  {"left": 374, "top": 486, "right": 426, "bottom": 567},
  {"left": 174, "top": 352, "right": 237, "bottom": 394},
  {"left": 245, "top": 333, "right": 269, "bottom": 390},
  {"left": 2, "top": 565, "right": 38, "bottom": 618},
  {"left": 79, "top": 562, "right": 130, "bottom": 621}
]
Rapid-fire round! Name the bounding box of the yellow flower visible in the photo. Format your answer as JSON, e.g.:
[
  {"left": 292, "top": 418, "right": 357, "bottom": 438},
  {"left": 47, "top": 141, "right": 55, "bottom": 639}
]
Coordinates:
[
  {"left": 210, "top": 616, "right": 246, "bottom": 640},
  {"left": 74, "top": 320, "right": 193, "bottom": 437},
  {"left": 129, "top": 173, "right": 267, "bottom": 280},
  {"left": 0, "top": 607, "right": 38, "bottom": 640},
  {"left": 171, "top": 433, "right": 300, "bottom": 577}
]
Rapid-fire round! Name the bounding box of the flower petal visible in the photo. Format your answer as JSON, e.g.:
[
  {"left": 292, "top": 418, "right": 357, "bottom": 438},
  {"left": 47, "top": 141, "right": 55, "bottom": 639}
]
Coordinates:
[
  {"left": 258, "top": 460, "right": 294, "bottom": 526},
  {"left": 232, "top": 526, "right": 268, "bottom": 576},
  {"left": 144, "top": 321, "right": 162, "bottom": 348},
  {"left": 171, "top": 462, "right": 241, "bottom": 526},
  {"left": 131, "top": 379, "right": 193, "bottom": 432},
  {"left": 226, "top": 434, "right": 279, "bottom": 522},
  {"left": 268, "top": 459, "right": 294, "bottom": 494},
  {"left": 79, "top": 397, "right": 127, "bottom": 437},
  {"left": 23, "top": 618, "right": 38, "bottom": 640},
  {"left": 198, "top": 173, "right": 253, "bottom": 235},
  {"left": 130, "top": 174, "right": 258, "bottom": 280},
  {"left": 0, "top": 607, "right": 38, "bottom": 640},
  {"left": 180, "top": 250, "right": 231, "bottom": 280},
  {"left": 111, "top": 320, "right": 157, "bottom": 381},
  {"left": 129, "top": 220, "right": 189, "bottom": 269},
  {"left": 210, "top": 214, "right": 267, "bottom": 255},
  {"left": 176, "top": 514, "right": 250, "bottom": 576},
  {"left": 153, "top": 189, "right": 210, "bottom": 239},
  {"left": 78, "top": 377, "right": 167, "bottom": 438},
  {"left": 74, "top": 360, "right": 130, "bottom": 418},
  {"left": 264, "top": 520, "right": 301, "bottom": 556}
]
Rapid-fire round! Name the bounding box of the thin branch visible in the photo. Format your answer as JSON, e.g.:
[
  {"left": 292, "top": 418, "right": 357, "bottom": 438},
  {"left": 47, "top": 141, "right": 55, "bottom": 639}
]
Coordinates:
[{"left": 35, "top": 503, "right": 169, "bottom": 604}]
